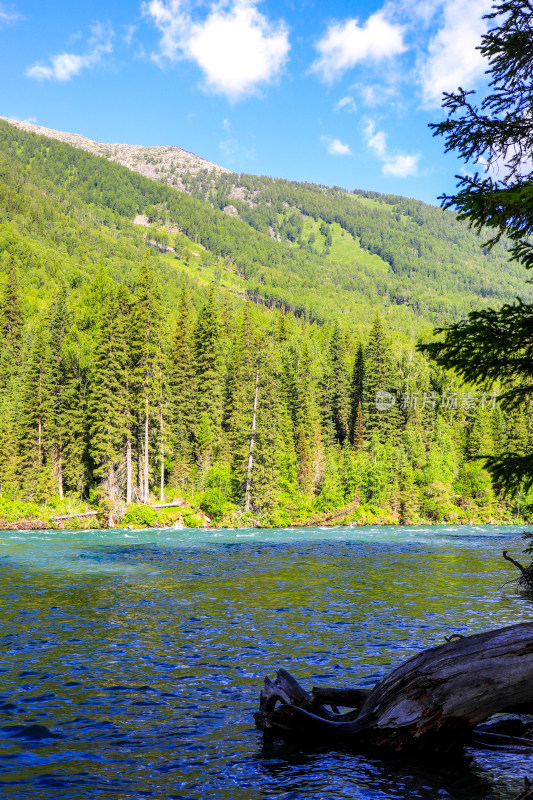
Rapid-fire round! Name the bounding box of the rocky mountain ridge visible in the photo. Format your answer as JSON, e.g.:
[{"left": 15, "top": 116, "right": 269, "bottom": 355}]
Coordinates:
[{"left": 0, "top": 116, "right": 228, "bottom": 188}]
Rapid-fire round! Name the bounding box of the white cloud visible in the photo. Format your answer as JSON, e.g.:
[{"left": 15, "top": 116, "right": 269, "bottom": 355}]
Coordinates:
[
  {"left": 8, "top": 114, "right": 37, "bottom": 123},
  {"left": 0, "top": 3, "right": 21, "bottom": 26},
  {"left": 220, "top": 137, "right": 238, "bottom": 157},
  {"left": 26, "top": 22, "right": 113, "bottom": 81},
  {"left": 142, "top": 0, "right": 289, "bottom": 102},
  {"left": 334, "top": 95, "right": 356, "bottom": 112},
  {"left": 385, "top": 0, "right": 443, "bottom": 27},
  {"left": 219, "top": 135, "right": 256, "bottom": 162},
  {"left": 357, "top": 82, "right": 399, "bottom": 107},
  {"left": 382, "top": 153, "right": 420, "bottom": 177},
  {"left": 123, "top": 24, "right": 137, "bottom": 45},
  {"left": 311, "top": 11, "right": 405, "bottom": 83},
  {"left": 363, "top": 119, "right": 419, "bottom": 177},
  {"left": 419, "top": 0, "right": 491, "bottom": 107},
  {"left": 321, "top": 136, "right": 351, "bottom": 156}
]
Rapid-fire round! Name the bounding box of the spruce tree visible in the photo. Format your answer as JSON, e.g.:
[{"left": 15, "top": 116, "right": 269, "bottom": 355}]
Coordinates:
[
  {"left": 349, "top": 342, "right": 364, "bottom": 444},
  {"left": 320, "top": 323, "right": 351, "bottom": 445},
  {"left": 469, "top": 405, "right": 494, "bottom": 458},
  {"left": 195, "top": 412, "right": 214, "bottom": 475},
  {"left": 169, "top": 287, "right": 197, "bottom": 443},
  {"left": 61, "top": 329, "right": 90, "bottom": 497},
  {"left": 0, "top": 382, "right": 21, "bottom": 492},
  {"left": 422, "top": 0, "right": 533, "bottom": 492},
  {"left": 353, "top": 402, "right": 365, "bottom": 453},
  {"left": 168, "top": 286, "right": 197, "bottom": 492},
  {"left": 117, "top": 284, "right": 135, "bottom": 504},
  {"left": 44, "top": 287, "right": 70, "bottom": 499},
  {"left": 18, "top": 323, "right": 49, "bottom": 497},
  {"left": 194, "top": 285, "right": 223, "bottom": 444},
  {"left": 0, "top": 259, "right": 23, "bottom": 390},
  {"left": 224, "top": 304, "right": 256, "bottom": 495},
  {"left": 400, "top": 464, "right": 420, "bottom": 523},
  {"left": 132, "top": 255, "right": 164, "bottom": 503},
  {"left": 364, "top": 314, "right": 402, "bottom": 444},
  {"left": 295, "top": 341, "right": 320, "bottom": 491},
  {"left": 88, "top": 283, "right": 129, "bottom": 513},
  {"left": 249, "top": 344, "right": 283, "bottom": 517}
]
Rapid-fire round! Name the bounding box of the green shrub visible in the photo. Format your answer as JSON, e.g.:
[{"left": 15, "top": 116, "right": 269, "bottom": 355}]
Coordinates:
[
  {"left": 182, "top": 511, "right": 201, "bottom": 528},
  {"left": 121, "top": 504, "right": 159, "bottom": 527}
]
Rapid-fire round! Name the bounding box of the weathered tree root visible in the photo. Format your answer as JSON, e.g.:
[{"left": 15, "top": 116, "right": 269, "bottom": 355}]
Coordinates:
[{"left": 255, "top": 623, "right": 533, "bottom": 754}]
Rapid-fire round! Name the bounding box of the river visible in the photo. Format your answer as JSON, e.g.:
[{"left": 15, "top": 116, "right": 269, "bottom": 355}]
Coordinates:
[{"left": 1, "top": 524, "right": 532, "bottom": 799}]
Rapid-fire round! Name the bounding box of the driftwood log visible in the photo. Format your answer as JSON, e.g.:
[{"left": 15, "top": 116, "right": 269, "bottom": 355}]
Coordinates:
[{"left": 255, "top": 623, "right": 533, "bottom": 754}]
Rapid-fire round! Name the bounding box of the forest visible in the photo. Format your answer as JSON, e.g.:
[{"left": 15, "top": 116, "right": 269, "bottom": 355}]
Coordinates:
[{"left": 1, "top": 117, "right": 532, "bottom": 528}]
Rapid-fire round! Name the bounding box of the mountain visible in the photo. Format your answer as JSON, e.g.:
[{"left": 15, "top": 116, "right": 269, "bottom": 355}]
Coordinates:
[
  {"left": 1, "top": 116, "right": 530, "bottom": 339},
  {"left": 0, "top": 115, "right": 530, "bottom": 528},
  {"left": 0, "top": 116, "right": 228, "bottom": 188}
]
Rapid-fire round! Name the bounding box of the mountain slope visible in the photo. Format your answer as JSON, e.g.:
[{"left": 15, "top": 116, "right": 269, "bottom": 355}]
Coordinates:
[
  {"left": 0, "top": 116, "right": 530, "bottom": 338},
  {"left": 0, "top": 117, "right": 530, "bottom": 527}
]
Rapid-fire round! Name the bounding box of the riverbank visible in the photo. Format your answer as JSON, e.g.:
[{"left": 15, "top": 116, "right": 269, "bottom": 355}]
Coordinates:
[{"left": 0, "top": 494, "right": 526, "bottom": 530}]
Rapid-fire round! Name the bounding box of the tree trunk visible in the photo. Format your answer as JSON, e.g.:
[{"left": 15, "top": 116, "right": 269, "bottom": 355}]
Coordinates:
[
  {"left": 126, "top": 435, "right": 132, "bottom": 505},
  {"left": 255, "top": 623, "right": 533, "bottom": 754},
  {"left": 57, "top": 452, "right": 63, "bottom": 500},
  {"left": 144, "top": 399, "right": 149, "bottom": 504},
  {"left": 137, "top": 441, "right": 143, "bottom": 504},
  {"left": 160, "top": 407, "right": 164, "bottom": 503},
  {"left": 244, "top": 361, "right": 259, "bottom": 513}
]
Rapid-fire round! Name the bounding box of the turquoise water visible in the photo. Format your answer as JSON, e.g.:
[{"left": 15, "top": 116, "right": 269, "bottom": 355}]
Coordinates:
[{"left": 1, "top": 524, "right": 532, "bottom": 799}]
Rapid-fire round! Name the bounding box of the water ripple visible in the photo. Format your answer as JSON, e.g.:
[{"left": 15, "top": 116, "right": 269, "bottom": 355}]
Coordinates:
[{"left": 0, "top": 524, "right": 531, "bottom": 799}]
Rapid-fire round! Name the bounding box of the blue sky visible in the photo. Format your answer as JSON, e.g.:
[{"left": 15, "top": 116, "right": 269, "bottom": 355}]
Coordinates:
[{"left": 0, "top": 0, "right": 492, "bottom": 203}]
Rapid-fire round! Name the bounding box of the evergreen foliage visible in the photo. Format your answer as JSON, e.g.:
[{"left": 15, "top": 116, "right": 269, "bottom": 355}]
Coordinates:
[
  {"left": 0, "top": 113, "right": 530, "bottom": 525},
  {"left": 421, "top": 0, "right": 533, "bottom": 496}
]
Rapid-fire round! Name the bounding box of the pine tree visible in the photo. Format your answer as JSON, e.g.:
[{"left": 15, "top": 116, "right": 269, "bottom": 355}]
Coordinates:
[
  {"left": 0, "top": 259, "right": 23, "bottom": 390},
  {"left": 295, "top": 422, "right": 313, "bottom": 490},
  {"left": 194, "top": 285, "right": 223, "bottom": 444},
  {"left": 132, "top": 255, "right": 165, "bottom": 503},
  {"left": 224, "top": 305, "right": 257, "bottom": 495},
  {"left": 0, "top": 382, "right": 21, "bottom": 492},
  {"left": 353, "top": 402, "right": 365, "bottom": 453},
  {"left": 196, "top": 412, "right": 214, "bottom": 476},
  {"left": 349, "top": 342, "right": 364, "bottom": 444},
  {"left": 320, "top": 323, "right": 351, "bottom": 445},
  {"left": 61, "top": 328, "right": 90, "bottom": 497},
  {"left": 400, "top": 464, "right": 419, "bottom": 523},
  {"left": 292, "top": 341, "right": 321, "bottom": 491},
  {"left": 363, "top": 314, "right": 402, "bottom": 444},
  {"left": 167, "top": 287, "right": 196, "bottom": 493},
  {"left": 169, "top": 287, "right": 197, "bottom": 443},
  {"left": 117, "top": 284, "right": 135, "bottom": 504},
  {"left": 44, "top": 288, "right": 71, "bottom": 499},
  {"left": 88, "top": 283, "right": 129, "bottom": 514},
  {"left": 469, "top": 404, "right": 494, "bottom": 458},
  {"left": 422, "top": 0, "right": 533, "bottom": 493},
  {"left": 249, "top": 344, "right": 283, "bottom": 517},
  {"left": 275, "top": 308, "right": 289, "bottom": 343},
  {"left": 18, "top": 323, "right": 49, "bottom": 497}
]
